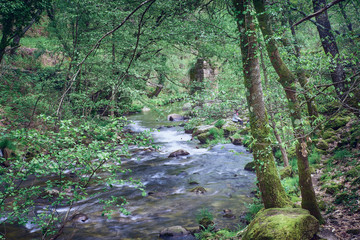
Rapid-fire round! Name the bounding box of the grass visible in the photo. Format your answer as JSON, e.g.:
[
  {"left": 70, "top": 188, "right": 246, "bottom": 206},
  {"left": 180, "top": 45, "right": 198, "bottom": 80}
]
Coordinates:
[{"left": 21, "top": 36, "right": 58, "bottom": 52}]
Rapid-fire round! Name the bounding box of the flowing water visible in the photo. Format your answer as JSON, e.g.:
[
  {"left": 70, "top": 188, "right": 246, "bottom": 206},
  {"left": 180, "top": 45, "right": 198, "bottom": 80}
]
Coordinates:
[{"left": 4, "top": 109, "right": 256, "bottom": 240}]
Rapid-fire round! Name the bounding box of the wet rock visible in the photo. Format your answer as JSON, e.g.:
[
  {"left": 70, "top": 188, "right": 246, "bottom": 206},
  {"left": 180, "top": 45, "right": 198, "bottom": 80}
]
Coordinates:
[
  {"left": 168, "top": 149, "right": 190, "bottom": 157},
  {"left": 190, "top": 186, "right": 206, "bottom": 194},
  {"left": 197, "top": 132, "right": 211, "bottom": 144},
  {"left": 199, "top": 217, "right": 215, "bottom": 231},
  {"left": 244, "top": 162, "right": 256, "bottom": 172},
  {"left": 167, "top": 114, "right": 184, "bottom": 121},
  {"left": 192, "top": 125, "right": 215, "bottom": 137},
  {"left": 142, "top": 107, "right": 151, "bottom": 112},
  {"left": 223, "top": 209, "right": 236, "bottom": 219},
  {"left": 230, "top": 134, "right": 243, "bottom": 145},
  {"left": 242, "top": 208, "right": 319, "bottom": 240},
  {"left": 160, "top": 226, "right": 190, "bottom": 238}
]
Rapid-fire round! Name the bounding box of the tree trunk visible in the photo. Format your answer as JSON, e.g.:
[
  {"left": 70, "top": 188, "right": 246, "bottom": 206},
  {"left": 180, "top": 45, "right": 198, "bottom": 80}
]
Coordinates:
[
  {"left": 312, "top": 0, "right": 347, "bottom": 101},
  {"left": 254, "top": 0, "right": 323, "bottom": 221},
  {"left": 260, "top": 49, "right": 289, "bottom": 167},
  {"left": 0, "top": 18, "right": 14, "bottom": 64},
  {"left": 233, "top": 0, "right": 291, "bottom": 209},
  {"left": 285, "top": 2, "right": 319, "bottom": 125}
]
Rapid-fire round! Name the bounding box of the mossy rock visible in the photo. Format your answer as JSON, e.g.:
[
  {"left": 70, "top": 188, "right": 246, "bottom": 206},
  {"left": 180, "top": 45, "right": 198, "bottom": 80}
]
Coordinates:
[
  {"left": 160, "top": 226, "right": 190, "bottom": 237},
  {"left": 318, "top": 200, "right": 327, "bottom": 211},
  {"left": 197, "top": 132, "right": 212, "bottom": 144},
  {"left": 345, "top": 168, "right": 359, "bottom": 178},
  {"left": 322, "top": 128, "right": 336, "bottom": 140},
  {"left": 242, "top": 208, "right": 319, "bottom": 240},
  {"left": 192, "top": 125, "right": 216, "bottom": 137},
  {"left": 230, "top": 133, "right": 243, "bottom": 145},
  {"left": 325, "top": 116, "right": 351, "bottom": 130},
  {"left": 325, "top": 184, "right": 343, "bottom": 195},
  {"left": 199, "top": 217, "right": 214, "bottom": 230},
  {"left": 244, "top": 162, "right": 256, "bottom": 172},
  {"left": 316, "top": 139, "right": 328, "bottom": 151},
  {"left": 279, "top": 166, "right": 293, "bottom": 179},
  {"left": 221, "top": 120, "right": 239, "bottom": 137}
]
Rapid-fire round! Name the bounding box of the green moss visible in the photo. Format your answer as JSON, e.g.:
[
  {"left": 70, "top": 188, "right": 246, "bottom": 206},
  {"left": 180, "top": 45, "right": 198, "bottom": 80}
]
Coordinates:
[
  {"left": 279, "top": 166, "right": 293, "bottom": 179},
  {"left": 243, "top": 208, "right": 319, "bottom": 240},
  {"left": 322, "top": 128, "right": 336, "bottom": 140},
  {"left": 316, "top": 139, "right": 328, "bottom": 151},
  {"left": 244, "top": 161, "right": 256, "bottom": 172},
  {"left": 325, "top": 184, "right": 343, "bottom": 195},
  {"left": 325, "top": 116, "right": 351, "bottom": 130}
]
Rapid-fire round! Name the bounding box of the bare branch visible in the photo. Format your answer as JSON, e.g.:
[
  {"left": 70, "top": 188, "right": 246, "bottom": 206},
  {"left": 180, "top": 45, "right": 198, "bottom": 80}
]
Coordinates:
[{"left": 292, "top": 0, "right": 345, "bottom": 27}]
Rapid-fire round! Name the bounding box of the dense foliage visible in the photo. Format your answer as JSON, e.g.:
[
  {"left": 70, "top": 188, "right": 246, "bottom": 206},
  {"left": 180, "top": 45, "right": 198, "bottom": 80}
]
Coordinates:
[{"left": 1, "top": 0, "right": 359, "bottom": 239}]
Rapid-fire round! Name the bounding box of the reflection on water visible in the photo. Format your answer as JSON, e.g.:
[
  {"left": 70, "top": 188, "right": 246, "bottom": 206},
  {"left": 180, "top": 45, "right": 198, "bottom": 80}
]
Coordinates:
[{"left": 4, "top": 109, "right": 255, "bottom": 240}]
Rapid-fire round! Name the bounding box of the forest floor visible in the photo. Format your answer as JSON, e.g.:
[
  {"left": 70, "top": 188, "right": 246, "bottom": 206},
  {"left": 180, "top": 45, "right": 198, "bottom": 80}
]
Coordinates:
[{"left": 312, "top": 120, "right": 360, "bottom": 240}]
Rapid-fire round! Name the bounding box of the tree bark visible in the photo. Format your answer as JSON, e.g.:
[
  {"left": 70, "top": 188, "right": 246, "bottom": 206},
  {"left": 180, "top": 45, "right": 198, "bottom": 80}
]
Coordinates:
[
  {"left": 233, "top": 0, "right": 291, "bottom": 209},
  {"left": 254, "top": 0, "right": 323, "bottom": 221},
  {"left": 286, "top": 1, "right": 319, "bottom": 125},
  {"left": 312, "top": 0, "right": 347, "bottom": 101},
  {"left": 260, "top": 49, "right": 289, "bottom": 167}
]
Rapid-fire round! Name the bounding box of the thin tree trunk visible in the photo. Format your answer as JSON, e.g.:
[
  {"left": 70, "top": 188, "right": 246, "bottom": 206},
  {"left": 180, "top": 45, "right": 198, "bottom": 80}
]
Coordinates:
[
  {"left": 254, "top": 0, "right": 323, "bottom": 221},
  {"left": 260, "top": 49, "right": 289, "bottom": 167},
  {"left": 312, "top": 0, "right": 347, "bottom": 101},
  {"left": 286, "top": 3, "right": 319, "bottom": 125},
  {"left": 233, "top": 0, "right": 291, "bottom": 209}
]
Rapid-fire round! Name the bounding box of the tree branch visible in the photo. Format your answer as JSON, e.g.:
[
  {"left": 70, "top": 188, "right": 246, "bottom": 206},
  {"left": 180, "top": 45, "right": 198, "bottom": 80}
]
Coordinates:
[{"left": 292, "top": 0, "right": 345, "bottom": 27}]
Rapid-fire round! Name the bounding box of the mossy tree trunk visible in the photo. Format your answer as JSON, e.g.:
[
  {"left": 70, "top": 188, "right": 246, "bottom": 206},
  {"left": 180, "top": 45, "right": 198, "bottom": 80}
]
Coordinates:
[
  {"left": 233, "top": 0, "right": 291, "bottom": 209},
  {"left": 253, "top": 0, "right": 323, "bottom": 221}
]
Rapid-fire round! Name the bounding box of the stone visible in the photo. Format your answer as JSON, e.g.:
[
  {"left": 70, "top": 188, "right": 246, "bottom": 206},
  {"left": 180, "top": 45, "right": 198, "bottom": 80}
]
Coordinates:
[
  {"left": 182, "top": 102, "right": 192, "bottom": 111},
  {"left": 279, "top": 166, "right": 293, "bottom": 179},
  {"left": 221, "top": 120, "right": 239, "bottom": 137},
  {"left": 160, "top": 226, "right": 190, "bottom": 237},
  {"left": 316, "top": 139, "right": 329, "bottom": 151},
  {"left": 197, "top": 132, "right": 212, "bottom": 144},
  {"left": 190, "top": 186, "right": 206, "bottom": 194},
  {"left": 230, "top": 133, "right": 243, "bottom": 145},
  {"left": 192, "top": 125, "right": 215, "bottom": 137},
  {"left": 167, "top": 114, "right": 184, "bottom": 121},
  {"left": 325, "top": 116, "right": 351, "bottom": 130},
  {"left": 244, "top": 162, "right": 256, "bottom": 172},
  {"left": 242, "top": 208, "right": 319, "bottom": 240},
  {"left": 168, "top": 149, "right": 190, "bottom": 157},
  {"left": 322, "top": 128, "right": 336, "bottom": 140}
]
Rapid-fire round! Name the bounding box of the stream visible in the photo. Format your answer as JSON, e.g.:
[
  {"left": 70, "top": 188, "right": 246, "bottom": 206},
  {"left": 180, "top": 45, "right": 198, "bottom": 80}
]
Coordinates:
[{"left": 4, "top": 109, "right": 256, "bottom": 240}]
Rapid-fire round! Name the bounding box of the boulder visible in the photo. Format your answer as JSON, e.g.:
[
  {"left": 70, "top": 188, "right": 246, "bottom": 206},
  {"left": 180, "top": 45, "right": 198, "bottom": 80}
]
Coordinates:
[
  {"left": 167, "top": 114, "right": 184, "bottom": 121},
  {"left": 160, "top": 226, "right": 190, "bottom": 238},
  {"left": 316, "top": 139, "right": 329, "bottom": 151},
  {"left": 244, "top": 162, "right": 256, "bottom": 172},
  {"left": 168, "top": 149, "right": 190, "bottom": 157},
  {"left": 192, "top": 125, "right": 215, "bottom": 137},
  {"left": 197, "top": 132, "right": 213, "bottom": 144},
  {"left": 279, "top": 166, "right": 293, "bottom": 179},
  {"left": 325, "top": 116, "right": 351, "bottom": 130},
  {"left": 242, "top": 208, "right": 319, "bottom": 240},
  {"left": 221, "top": 120, "right": 239, "bottom": 137},
  {"left": 230, "top": 133, "right": 243, "bottom": 145},
  {"left": 182, "top": 102, "right": 192, "bottom": 111}
]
